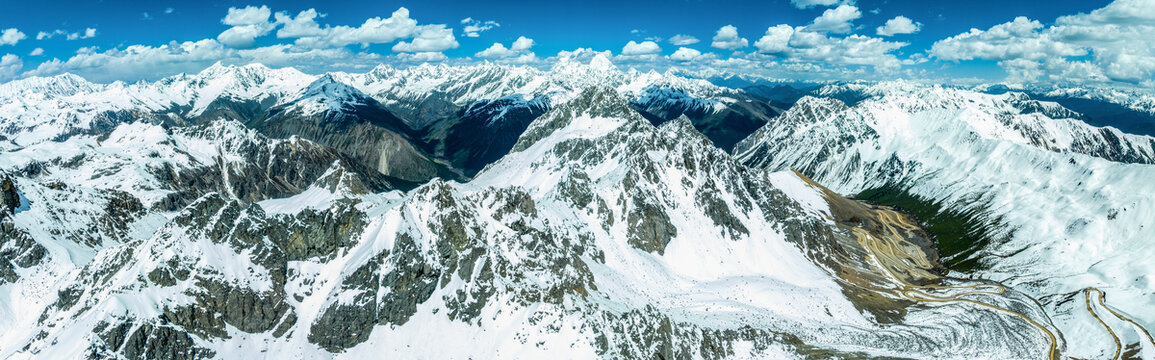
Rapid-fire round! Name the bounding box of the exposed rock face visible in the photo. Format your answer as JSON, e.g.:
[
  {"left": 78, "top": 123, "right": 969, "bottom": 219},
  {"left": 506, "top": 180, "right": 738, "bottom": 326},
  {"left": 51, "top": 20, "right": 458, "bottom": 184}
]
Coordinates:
[
  {"left": 256, "top": 77, "right": 457, "bottom": 184},
  {"left": 424, "top": 95, "right": 551, "bottom": 176},
  {"left": 0, "top": 82, "right": 1075, "bottom": 359},
  {"left": 631, "top": 87, "right": 780, "bottom": 152},
  {"left": 156, "top": 121, "right": 396, "bottom": 209},
  {"left": 734, "top": 83, "right": 1155, "bottom": 358},
  {"left": 92, "top": 320, "right": 217, "bottom": 360},
  {"left": 0, "top": 177, "right": 18, "bottom": 214},
  {"left": 0, "top": 220, "right": 45, "bottom": 284}
]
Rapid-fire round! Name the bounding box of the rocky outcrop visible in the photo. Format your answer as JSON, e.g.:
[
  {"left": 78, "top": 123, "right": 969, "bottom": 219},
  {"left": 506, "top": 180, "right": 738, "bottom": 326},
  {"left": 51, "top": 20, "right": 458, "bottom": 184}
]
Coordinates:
[
  {"left": 0, "top": 177, "right": 19, "bottom": 214},
  {"left": 256, "top": 77, "right": 458, "bottom": 184},
  {"left": 152, "top": 121, "right": 396, "bottom": 210}
]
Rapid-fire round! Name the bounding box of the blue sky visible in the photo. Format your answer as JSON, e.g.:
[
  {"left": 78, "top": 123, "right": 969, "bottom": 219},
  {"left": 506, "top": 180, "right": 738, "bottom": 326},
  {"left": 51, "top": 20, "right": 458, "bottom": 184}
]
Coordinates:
[{"left": 1, "top": 0, "right": 1151, "bottom": 89}]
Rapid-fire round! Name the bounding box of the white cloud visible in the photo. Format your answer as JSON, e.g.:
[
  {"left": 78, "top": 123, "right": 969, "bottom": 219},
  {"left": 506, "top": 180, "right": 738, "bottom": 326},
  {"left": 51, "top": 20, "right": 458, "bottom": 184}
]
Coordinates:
[
  {"left": 0, "top": 54, "right": 21, "bottom": 81},
  {"left": 475, "top": 43, "right": 513, "bottom": 58},
  {"left": 20, "top": 39, "right": 388, "bottom": 82},
  {"left": 37, "top": 30, "right": 68, "bottom": 40},
  {"left": 804, "top": 5, "right": 861, "bottom": 34},
  {"left": 931, "top": 17, "right": 1078, "bottom": 61},
  {"left": 142, "top": 12, "right": 153, "bottom": 20},
  {"left": 218, "top": 6, "right": 274, "bottom": 49},
  {"left": 510, "top": 36, "right": 534, "bottom": 51},
  {"left": 555, "top": 48, "right": 614, "bottom": 64},
  {"left": 669, "top": 47, "right": 715, "bottom": 62},
  {"left": 218, "top": 24, "right": 272, "bottom": 49},
  {"left": 165, "top": 8, "right": 174, "bottom": 14},
  {"left": 29, "top": 48, "right": 43, "bottom": 56},
  {"left": 930, "top": 0, "right": 1155, "bottom": 85},
  {"left": 217, "top": 5, "right": 272, "bottom": 48},
  {"left": 223, "top": 5, "right": 272, "bottom": 26},
  {"left": 621, "top": 40, "right": 661, "bottom": 56},
  {"left": 711, "top": 25, "right": 748, "bottom": 50},
  {"left": 292, "top": 7, "right": 418, "bottom": 48},
  {"left": 24, "top": 40, "right": 230, "bottom": 82},
  {"left": 475, "top": 36, "right": 535, "bottom": 59},
  {"left": 392, "top": 24, "right": 458, "bottom": 53},
  {"left": 789, "top": 0, "right": 853, "bottom": 9},
  {"left": 38, "top": 29, "right": 97, "bottom": 41},
  {"left": 274, "top": 9, "right": 326, "bottom": 38},
  {"left": 1, "top": 28, "right": 26, "bottom": 46},
  {"left": 65, "top": 28, "right": 97, "bottom": 40},
  {"left": 748, "top": 22, "right": 910, "bottom": 69},
  {"left": 461, "top": 17, "right": 499, "bottom": 37},
  {"left": 668, "top": 34, "right": 700, "bottom": 46},
  {"left": 754, "top": 25, "right": 795, "bottom": 53},
  {"left": 790, "top": 33, "right": 907, "bottom": 67},
  {"left": 473, "top": 36, "right": 535, "bottom": 60},
  {"left": 400, "top": 51, "right": 448, "bottom": 62},
  {"left": 876, "top": 16, "right": 921, "bottom": 36}
]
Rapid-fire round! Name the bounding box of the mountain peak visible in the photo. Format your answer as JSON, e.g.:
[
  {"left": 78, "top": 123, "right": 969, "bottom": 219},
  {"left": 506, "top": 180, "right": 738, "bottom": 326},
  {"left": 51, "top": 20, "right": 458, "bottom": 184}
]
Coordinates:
[
  {"left": 509, "top": 86, "right": 641, "bottom": 153},
  {"left": 288, "top": 75, "right": 370, "bottom": 114},
  {"left": 588, "top": 53, "right": 615, "bottom": 72},
  {"left": 0, "top": 72, "right": 97, "bottom": 98}
]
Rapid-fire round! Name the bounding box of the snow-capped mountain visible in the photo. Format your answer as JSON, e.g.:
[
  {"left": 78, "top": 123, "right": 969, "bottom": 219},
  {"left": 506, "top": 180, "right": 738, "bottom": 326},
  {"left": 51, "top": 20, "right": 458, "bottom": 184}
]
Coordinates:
[
  {"left": 735, "top": 82, "right": 1155, "bottom": 359},
  {"left": 257, "top": 75, "right": 456, "bottom": 184},
  {"left": 1, "top": 85, "right": 1062, "bottom": 359},
  {"left": 3, "top": 59, "right": 1154, "bottom": 359},
  {"left": 0, "top": 56, "right": 777, "bottom": 180}
]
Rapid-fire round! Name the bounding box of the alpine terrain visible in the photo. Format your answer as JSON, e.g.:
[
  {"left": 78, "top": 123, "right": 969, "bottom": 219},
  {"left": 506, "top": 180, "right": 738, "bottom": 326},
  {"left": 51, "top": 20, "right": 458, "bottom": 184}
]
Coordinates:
[{"left": 0, "top": 56, "right": 1152, "bottom": 360}]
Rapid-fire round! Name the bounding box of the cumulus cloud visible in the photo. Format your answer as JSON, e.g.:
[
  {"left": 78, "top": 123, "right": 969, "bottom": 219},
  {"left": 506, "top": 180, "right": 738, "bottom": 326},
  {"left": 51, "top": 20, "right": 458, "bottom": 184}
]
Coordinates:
[
  {"left": 669, "top": 47, "right": 716, "bottom": 61},
  {"left": 1, "top": 28, "right": 27, "bottom": 45},
  {"left": 711, "top": 25, "right": 748, "bottom": 50},
  {"left": 876, "top": 16, "right": 921, "bottom": 36},
  {"left": 789, "top": 0, "right": 854, "bottom": 9},
  {"left": 461, "top": 17, "right": 499, "bottom": 37},
  {"left": 621, "top": 40, "right": 661, "bottom": 56},
  {"left": 24, "top": 40, "right": 230, "bottom": 82},
  {"left": 754, "top": 25, "right": 795, "bottom": 53},
  {"left": 218, "top": 25, "right": 271, "bottom": 48},
  {"left": 292, "top": 7, "right": 418, "bottom": 48},
  {"left": 392, "top": 24, "right": 458, "bottom": 53},
  {"left": 510, "top": 36, "right": 534, "bottom": 52},
  {"left": 668, "top": 34, "right": 699, "bottom": 46},
  {"left": 217, "top": 6, "right": 274, "bottom": 48},
  {"left": 475, "top": 43, "right": 513, "bottom": 58},
  {"left": 20, "top": 38, "right": 389, "bottom": 82},
  {"left": 29, "top": 48, "right": 43, "bottom": 56},
  {"left": 930, "top": 0, "right": 1155, "bottom": 85},
  {"left": 12, "top": 5, "right": 478, "bottom": 81},
  {"left": 476, "top": 36, "right": 535, "bottom": 59},
  {"left": 804, "top": 5, "right": 861, "bottom": 34},
  {"left": 274, "top": 9, "right": 326, "bottom": 38},
  {"left": 556, "top": 48, "right": 614, "bottom": 64},
  {"left": 0, "top": 54, "right": 21, "bottom": 81},
  {"left": 749, "top": 23, "right": 909, "bottom": 69},
  {"left": 223, "top": 5, "right": 272, "bottom": 26}
]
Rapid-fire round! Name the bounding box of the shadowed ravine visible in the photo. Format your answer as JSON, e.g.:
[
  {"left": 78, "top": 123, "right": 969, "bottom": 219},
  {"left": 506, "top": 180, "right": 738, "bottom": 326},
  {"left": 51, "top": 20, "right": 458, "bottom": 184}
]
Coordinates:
[
  {"left": 792, "top": 170, "right": 1063, "bottom": 359},
  {"left": 796, "top": 168, "right": 1155, "bottom": 360}
]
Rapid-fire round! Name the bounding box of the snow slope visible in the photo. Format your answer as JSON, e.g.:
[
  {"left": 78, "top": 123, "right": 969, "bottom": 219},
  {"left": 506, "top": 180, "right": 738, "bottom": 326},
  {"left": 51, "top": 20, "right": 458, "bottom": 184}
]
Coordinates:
[{"left": 736, "top": 82, "right": 1155, "bottom": 359}]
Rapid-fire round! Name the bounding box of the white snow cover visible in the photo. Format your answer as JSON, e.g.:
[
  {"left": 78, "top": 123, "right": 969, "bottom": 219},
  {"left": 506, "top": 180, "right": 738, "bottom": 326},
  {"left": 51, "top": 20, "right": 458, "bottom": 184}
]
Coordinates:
[
  {"left": 737, "top": 81, "right": 1155, "bottom": 358},
  {"left": 4, "top": 60, "right": 1152, "bottom": 358}
]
